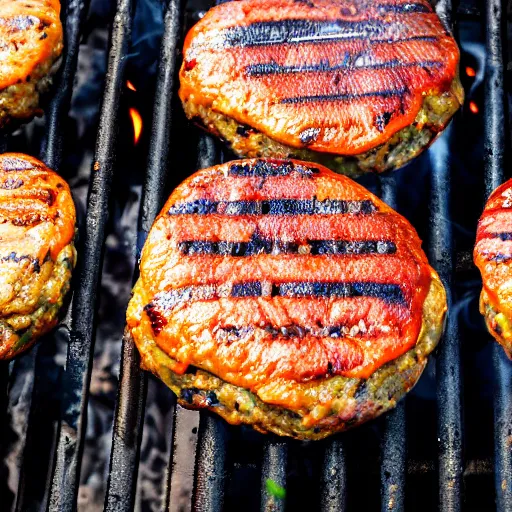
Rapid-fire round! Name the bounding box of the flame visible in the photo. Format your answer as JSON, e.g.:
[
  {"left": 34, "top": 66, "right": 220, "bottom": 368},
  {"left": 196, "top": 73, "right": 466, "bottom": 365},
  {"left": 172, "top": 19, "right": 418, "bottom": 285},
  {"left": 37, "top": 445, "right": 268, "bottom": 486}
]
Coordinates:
[
  {"left": 469, "top": 101, "right": 479, "bottom": 114},
  {"left": 129, "top": 108, "right": 143, "bottom": 144},
  {"left": 465, "top": 66, "right": 476, "bottom": 78},
  {"left": 126, "top": 80, "right": 137, "bottom": 92}
]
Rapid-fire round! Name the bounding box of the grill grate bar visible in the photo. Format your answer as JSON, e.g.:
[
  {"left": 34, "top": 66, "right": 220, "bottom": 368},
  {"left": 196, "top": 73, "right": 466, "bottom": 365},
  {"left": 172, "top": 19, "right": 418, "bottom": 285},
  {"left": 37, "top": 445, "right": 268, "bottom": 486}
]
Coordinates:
[
  {"left": 483, "top": 1, "right": 512, "bottom": 510},
  {"left": 104, "top": 334, "right": 147, "bottom": 511},
  {"left": 431, "top": 2, "right": 464, "bottom": 510},
  {"left": 47, "top": 0, "right": 135, "bottom": 508},
  {"left": 379, "top": 172, "right": 406, "bottom": 512},
  {"left": 320, "top": 439, "right": 347, "bottom": 512},
  {"left": 429, "top": 123, "right": 463, "bottom": 512},
  {"left": 41, "top": 0, "right": 91, "bottom": 170},
  {"left": 193, "top": 414, "right": 228, "bottom": 512},
  {"left": 260, "top": 439, "right": 288, "bottom": 512},
  {"left": 105, "top": 0, "right": 184, "bottom": 508},
  {"left": 380, "top": 402, "right": 407, "bottom": 512}
]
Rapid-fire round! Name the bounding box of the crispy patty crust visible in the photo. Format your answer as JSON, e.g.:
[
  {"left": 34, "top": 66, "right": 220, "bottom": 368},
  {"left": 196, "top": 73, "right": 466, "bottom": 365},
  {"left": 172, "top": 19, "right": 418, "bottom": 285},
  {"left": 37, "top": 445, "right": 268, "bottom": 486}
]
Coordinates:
[
  {"left": 0, "top": 153, "right": 76, "bottom": 359},
  {"left": 179, "top": 0, "right": 463, "bottom": 175},
  {"left": 0, "top": 0, "right": 63, "bottom": 129},
  {"left": 127, "top": 159, "right": 446, "bottom": 439},
  {"left": 128, "top": 275, "right": 445, "bottom": 440}
]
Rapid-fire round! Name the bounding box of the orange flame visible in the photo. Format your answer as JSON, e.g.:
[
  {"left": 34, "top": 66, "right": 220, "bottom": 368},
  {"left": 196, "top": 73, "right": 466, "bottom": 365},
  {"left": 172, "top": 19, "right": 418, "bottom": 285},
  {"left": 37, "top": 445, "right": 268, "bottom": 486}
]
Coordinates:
[
  {"left": 129, "top": 108, "right": 143, "bottom": 144},
  {"left": 469, "top": 101, "right": 479, "bottom": 114},
  {"left": 465, "top": 66, "right": 476, "bottom": 78},
  {"left": 126, "top": 80, "right": 137, "bottom": 92}
]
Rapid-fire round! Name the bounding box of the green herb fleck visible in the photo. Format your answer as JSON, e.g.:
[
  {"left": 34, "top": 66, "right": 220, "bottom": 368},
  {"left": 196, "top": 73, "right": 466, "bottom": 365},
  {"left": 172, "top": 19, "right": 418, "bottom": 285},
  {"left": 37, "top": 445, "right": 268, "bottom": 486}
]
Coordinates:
[{"left": 265, "top": 479, "right": 286, "bottom": 500}]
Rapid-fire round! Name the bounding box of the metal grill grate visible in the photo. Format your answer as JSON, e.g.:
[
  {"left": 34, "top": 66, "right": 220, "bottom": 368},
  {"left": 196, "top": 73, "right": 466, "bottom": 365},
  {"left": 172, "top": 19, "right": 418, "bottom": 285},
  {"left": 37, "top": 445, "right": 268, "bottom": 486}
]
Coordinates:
[{"left": 0, "top": 0, "right": 510, "bottom": 510}]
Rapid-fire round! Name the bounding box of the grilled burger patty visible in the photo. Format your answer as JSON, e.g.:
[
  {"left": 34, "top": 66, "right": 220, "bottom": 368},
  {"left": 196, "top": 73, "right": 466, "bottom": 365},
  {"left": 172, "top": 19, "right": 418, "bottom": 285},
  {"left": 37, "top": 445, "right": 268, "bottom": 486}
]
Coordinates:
[
  {"left": 474, "top": 179, "right": 512, "bottom": 359},
  {"left": 0, "top": 153, "right": 76, "bottom": 359},
  {"left": 127, "top": 159, "right": 446, "bottom": 439},
  {"left": 0, "top": 0, "right": 63, "bottom": 129},
  {"left": 179, "top": 0, "right": 463, "bottom": 176}
]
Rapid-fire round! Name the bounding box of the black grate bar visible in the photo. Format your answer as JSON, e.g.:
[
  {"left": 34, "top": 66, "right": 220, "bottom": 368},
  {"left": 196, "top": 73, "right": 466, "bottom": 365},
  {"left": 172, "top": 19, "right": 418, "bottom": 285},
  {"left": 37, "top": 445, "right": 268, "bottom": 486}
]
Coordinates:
[
  {"left": 320, "top": 438, "right": 347, "bottom": 512},
  {"left": 41, "top": 0, "right": 91, "bottom": 169},
  {"left": 260, "top": 439, "right": 288, "bottom": 512},
  {"left": 379, "top": 174, "right": 406, "bottom": 512},
  {"left": 187, "top": 134, "right": 229, "bottom": 512},
  {"left": 483, "top": 1, "right": 512, "bottom": 510},
  {"left": 429, "top": 121, "right": 463, "bottom": 511},
  {"left": 105, "top": 0, "right": 184, "bottom": 508},
  {"left": 432, "top": 5, "right": 463, "bottom": 511},
  {"left": 380, "top": 401, "right": 406, "bottom": 512},
  {"left": 138, "top": 0, "right": 185, "bottom": 248},
  {"left": 104, "top": 334, "right": 147, "bottom": 511},
  {"left": 48, "top": 0, "right": 135, "bottom": 508},
  {"left": 166, "top": 407, "right": 200, "bottom": 512},
  {"left": 192, "top": 414, "right": 228, "bottom": 512},
  {"left": 484, "top": 0, "right": 505, "bottom": 197}
]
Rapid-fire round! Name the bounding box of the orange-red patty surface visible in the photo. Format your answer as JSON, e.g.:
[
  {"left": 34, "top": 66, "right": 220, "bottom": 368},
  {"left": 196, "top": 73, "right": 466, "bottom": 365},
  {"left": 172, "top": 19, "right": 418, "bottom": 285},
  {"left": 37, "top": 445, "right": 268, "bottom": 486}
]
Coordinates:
[
  {"left": 128, "top": 159, "right": 437, "bottom": 404},
  {"left": 179, "top": 0, "right": 460, "bottom": 155}
]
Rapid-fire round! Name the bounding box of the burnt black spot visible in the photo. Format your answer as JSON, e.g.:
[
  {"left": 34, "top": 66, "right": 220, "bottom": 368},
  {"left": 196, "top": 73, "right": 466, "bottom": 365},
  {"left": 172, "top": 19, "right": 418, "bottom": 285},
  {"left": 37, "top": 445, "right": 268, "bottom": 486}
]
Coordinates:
[
  {"left": 206, "top": 391, "right": 219, "bottom": 406},
  {"left": 180, "top": 388, "right": 199, "bottom": 404},
  {"left": 235, "top": 125, "right": 256, "bottom": 138},
  {"left": 374, "top": 111, "right": 393, "bottom": 133},
  {"left": 314, "top": 427, "right": 321, "bottom": 434},
  {"left": 354, "top": 381, "right": 367, "bottom": 400},
  {"left": 299, "top": 128, "right": 321, "bottom": 145},
  {"left": 143, "top": 302, "right": 168, "bottom": 335}
]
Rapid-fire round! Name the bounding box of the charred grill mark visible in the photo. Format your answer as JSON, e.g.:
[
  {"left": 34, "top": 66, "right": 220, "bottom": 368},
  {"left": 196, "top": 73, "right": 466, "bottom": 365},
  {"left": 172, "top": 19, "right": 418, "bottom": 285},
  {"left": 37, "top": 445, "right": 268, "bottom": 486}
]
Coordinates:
[
  {"left": 377, "top": 3, "right": 432, "bottom": 14},
  {"left": 492, "top": 232, "right": 512, "bottom": 241},
  {"left": 487, "top": 254, "right": 512, "bottom": 263},
  {"left": 168, "top": 199, "right": 377, "bottom": 215},
  {"left": 0, "top": 178, "right": 24, "bottom": 190},
  {"left": 280, "top": 88, "right": 408, "bottom": 105},
  {"left": 231, "top": 281, "right": 263, "bottom": 297},
  {"left": 146, "top": 282, "right": 406, "bottom": 327},
  {"left": 228, "top": 160, "right": 319, "bottom": 177},
  {"left": 221, "top": 19, "right": 435, "bottom": 48},
  {"left": 0, "top": 252, "right": 41, "bottom": 272},
  {"left": 245, "top": 59, "right": 442, "bottom": 76},
  {"left": 178, "top": 237, "right": 397, "bottom": 257},
  {"left": 1, "top": 157, "right": 35, "bottom": 172},
  {"left": 278, "top": 282, "right": 405, "bottom": 304},
  {"left": 218, "top": 321, "right": 379, "bottom": 341},
  {"left": 223, "top": 19, "right": 389, "bottom": 47},
  {"left": 0, "top": 15, "right": 38, "bottom": 31},
  {"left": 10, "top": 213, "right": 51, "bottom": 226}
]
